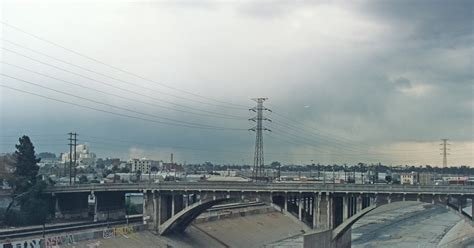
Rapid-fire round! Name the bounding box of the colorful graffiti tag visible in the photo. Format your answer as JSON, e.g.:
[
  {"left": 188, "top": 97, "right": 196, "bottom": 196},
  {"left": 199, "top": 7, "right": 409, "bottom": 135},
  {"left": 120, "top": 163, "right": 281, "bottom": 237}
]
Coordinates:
[
  {"left": 102, "top": 226, "right": 134, "bottom": 239},
  {"left": 112, "top": 226, "right": 134, "bottom": 236},
  {"left": 45, "top": 234, "right": 75, "bottom": 248},
  {"left": 1, "top": 225, "right": 138, "bottom": 248},
  {"left": 1, "top": 238, "right": 41, "bottom": 248}
]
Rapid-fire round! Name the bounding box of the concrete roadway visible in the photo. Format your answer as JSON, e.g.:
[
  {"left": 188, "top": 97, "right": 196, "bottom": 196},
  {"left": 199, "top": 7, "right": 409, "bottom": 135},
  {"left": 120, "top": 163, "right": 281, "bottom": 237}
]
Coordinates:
[{"left": 352, "top": 201, "right": 473, "bottom": 248}]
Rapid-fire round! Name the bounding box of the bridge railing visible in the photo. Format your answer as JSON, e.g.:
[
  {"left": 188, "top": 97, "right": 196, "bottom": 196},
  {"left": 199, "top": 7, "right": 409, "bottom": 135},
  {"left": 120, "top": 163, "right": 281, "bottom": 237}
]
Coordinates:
[{"left": 46, "top": 182, "right": 474, "bottom": 195}]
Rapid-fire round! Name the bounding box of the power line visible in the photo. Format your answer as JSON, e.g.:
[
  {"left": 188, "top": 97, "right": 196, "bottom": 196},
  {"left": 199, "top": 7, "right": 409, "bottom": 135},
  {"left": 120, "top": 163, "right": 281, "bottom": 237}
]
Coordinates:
[
  {"left": 1, "top": 22, "right": 249, "bottom": 109},
  {"left": 269, "top": 124, "right": 443, "bottom": 155},
  {"left": 0, "top": 84, "right": 246, "bottom": 131},
  {"left": 268, "top": 123, "right": 366, "bottom": 154},
  {"left": 2, "top": 39, "right": 248, "bottom": 110},
  {"left": 2, "top": 48, "right": 248, "bottom": 119},
  {"left": 269, "top": 110, "right": 365, "bottom": 145},
  {"left": 1, "top": 134, "right": 472, "bottom": 164},
  {"left": 269, "top": 111, "right": 447, "bottom": 153},
  {"left": 1, "top": 61, "right": 245, "bottom": 120},
  {"left": 1, "top": 73, "right": 243, "bottom": 129}
]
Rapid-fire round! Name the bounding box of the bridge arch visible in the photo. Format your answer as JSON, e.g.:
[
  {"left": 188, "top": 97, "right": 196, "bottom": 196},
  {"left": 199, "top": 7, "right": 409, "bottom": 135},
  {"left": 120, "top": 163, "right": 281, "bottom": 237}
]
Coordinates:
[
  {"left": 159, "top": 197, "right": 234, "bottom": 235},
  {"left": 332, "top": 195, "right": 473, "bottom": 243}
]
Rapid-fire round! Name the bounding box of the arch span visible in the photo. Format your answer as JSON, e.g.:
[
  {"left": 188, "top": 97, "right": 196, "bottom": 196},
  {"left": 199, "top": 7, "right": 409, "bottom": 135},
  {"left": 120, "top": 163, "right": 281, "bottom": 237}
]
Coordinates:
[
  {"left": 332, "top": 197, "right": 473, "bottom": 242},
  {"left": 159, "top": 198, "right": 234, "bottom": 235}
]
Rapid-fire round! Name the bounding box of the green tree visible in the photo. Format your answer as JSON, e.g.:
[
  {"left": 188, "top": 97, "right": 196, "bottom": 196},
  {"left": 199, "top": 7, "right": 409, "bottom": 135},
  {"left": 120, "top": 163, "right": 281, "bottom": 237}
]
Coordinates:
[
  {"left": 9, "top": 136, "right": 40, "bottom": 194},
  {"left": 79, "top": 175, "right": 88, "bottom": 184},
  {"left": 4, "top": 136, "right": 51, "bottom": 226}
]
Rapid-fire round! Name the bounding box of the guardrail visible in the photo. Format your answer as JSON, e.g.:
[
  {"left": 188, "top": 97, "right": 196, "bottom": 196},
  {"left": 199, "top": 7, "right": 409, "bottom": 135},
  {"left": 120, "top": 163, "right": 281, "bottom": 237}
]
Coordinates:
[
  {"left": 0, "top": 217, "right": 142, "bottom": 240},
  {"left": 45, "top": 182, "right": 474, "bottom": 195}
]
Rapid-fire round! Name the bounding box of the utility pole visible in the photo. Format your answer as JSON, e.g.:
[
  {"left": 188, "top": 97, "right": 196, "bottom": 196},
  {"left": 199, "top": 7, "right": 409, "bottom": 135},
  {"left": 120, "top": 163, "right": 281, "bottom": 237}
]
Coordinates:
[
  {"left": 68, "top": 132, "right": 73, "bottom": 185},
  {"left": 278, "top": 162, "right": 281, "bottom": 181},
  {"left": 249, "top": 98, "right": 271, "bottom": 181},
  {"left": 440, "top": 138, "right": 450, "bottom": 168},
  {"left": 73, "top": 132, "right": 77, "bottom": 184},
  {"left": 68, "top": 132, "right": 78, "bottom": 185}
]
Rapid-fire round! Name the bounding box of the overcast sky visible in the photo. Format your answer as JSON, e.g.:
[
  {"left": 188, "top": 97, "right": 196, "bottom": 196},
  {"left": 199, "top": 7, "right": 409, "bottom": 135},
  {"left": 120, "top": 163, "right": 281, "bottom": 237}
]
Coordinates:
[{"left": 1, "top": 0, "right": 473, "bottom": 166}]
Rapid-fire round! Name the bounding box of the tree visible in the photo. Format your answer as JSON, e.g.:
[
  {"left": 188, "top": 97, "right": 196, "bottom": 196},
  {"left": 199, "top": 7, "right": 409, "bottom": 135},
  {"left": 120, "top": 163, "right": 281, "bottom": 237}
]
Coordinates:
[
  {"left": 79, "top": 175, "right": 88, "bottom": 184},
  {"left": 4, "top": 136, "right": 51, "bottom": 226},
  {"left": 9, "top": 136, "right": 40, "bottom": 194}
]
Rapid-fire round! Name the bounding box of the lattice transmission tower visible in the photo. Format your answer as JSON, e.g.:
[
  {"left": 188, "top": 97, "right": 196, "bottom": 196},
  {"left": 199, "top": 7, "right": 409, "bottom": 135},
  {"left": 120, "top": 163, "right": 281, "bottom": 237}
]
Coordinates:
[
  {"left": 249, "top": 98, "right": 271, "bottom": 181},
  {"left": 440, "top": 138, "right": 450, "bottom": 168}
]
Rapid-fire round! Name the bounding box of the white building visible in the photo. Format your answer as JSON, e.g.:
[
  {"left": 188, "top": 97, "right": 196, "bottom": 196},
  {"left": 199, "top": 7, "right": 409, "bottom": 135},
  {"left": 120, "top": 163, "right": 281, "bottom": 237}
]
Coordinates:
[
  {"left": 61, "top": 144, "right": 97, "bottom": 168},
  {"left": 400, "top": 172, "right": 418, "bottom": 185},
  {"left": 129, "top": 158, "right": 152, "bottom": 174}
]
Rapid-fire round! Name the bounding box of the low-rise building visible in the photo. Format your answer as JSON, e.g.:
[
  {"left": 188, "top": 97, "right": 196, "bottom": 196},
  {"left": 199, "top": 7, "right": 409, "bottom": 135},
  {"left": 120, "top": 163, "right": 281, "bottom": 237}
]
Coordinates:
[
  {"left": 129, "top": 158, "right": 152, "bottom": 174},
  {"left": 61, "top": 144, "right": 97, "bottom": 167},
  {"left": 400, "top": 172, "right": 418, "bottom": 185},
  {"left": 418, "top": 173, "right": 434, "bottom": 185}
]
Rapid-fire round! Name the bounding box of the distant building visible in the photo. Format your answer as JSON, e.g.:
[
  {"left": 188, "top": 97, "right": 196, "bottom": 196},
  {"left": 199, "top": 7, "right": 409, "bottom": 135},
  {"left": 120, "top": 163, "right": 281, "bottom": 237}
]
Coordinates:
[
  {"left": 400, "top": 172, "right": 418, "bottom": 185},
  {"left": 162, "top": 162, "right": 184, "bottom": 172},
  {"left": 445, "top": 176, "right": 469, "bottom": 185},
  {"left": 61, "top": 144, "right": 97, "bottom": 168},
  {"left": 129, "top": 158, "right": 152, "bottom": 174},
  {"left": 418, "top": 173, "right": 434, "bottom": 185}
]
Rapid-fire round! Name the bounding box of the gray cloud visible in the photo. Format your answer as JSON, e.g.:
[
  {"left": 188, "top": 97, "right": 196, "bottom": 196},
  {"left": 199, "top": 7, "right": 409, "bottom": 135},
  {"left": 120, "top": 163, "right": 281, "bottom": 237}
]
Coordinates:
[{"left": 1, "top": 0, "right": 472, "bottom": 166}]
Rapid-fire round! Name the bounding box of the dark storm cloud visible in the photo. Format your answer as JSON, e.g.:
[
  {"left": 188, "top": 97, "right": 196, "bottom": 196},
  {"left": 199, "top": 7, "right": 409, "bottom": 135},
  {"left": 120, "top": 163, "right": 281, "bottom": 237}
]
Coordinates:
[
  {"left": 1, "top": 0, "right": 472, "bottom": 165},
  {"left": 355, "top": 0, "right": 473, "bottom": 41}
]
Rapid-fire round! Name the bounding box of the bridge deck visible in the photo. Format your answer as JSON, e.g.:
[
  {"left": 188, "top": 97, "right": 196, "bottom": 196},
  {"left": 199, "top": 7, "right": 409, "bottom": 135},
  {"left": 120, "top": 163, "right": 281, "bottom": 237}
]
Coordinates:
[{"left": 46, "top": 182, "right": 474, "bottom": 196}]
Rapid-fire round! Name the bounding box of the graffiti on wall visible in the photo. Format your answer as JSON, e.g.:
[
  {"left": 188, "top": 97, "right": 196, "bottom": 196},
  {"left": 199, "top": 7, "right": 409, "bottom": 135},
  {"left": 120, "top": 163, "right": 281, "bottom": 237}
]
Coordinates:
[
  {"left": 1, "top": 238, "right": 41, "bottom": 248},
  {"left": 112, "top": 226, "right": 134, "bottom": 236},
  {"left": 45, "top": 234, "right": 75, "bottom": 248},
  {"left": 102, "top": 226, "right": 134, "bottom": 239},
  {"left": 1, "top": 226, "right": 138, "bottom": 248},
  {"left": 102, "top": 229, "right": 114, "bottom": 239}
]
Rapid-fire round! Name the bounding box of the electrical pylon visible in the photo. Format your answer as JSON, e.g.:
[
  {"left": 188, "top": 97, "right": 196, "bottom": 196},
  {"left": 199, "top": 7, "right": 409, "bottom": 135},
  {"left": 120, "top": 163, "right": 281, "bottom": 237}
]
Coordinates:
[
  {"left": 249, "top": 98, "right": 271, "bottom": 181},
  {"left": 440, "top": 138, "right": 450, "bottom": 168}
]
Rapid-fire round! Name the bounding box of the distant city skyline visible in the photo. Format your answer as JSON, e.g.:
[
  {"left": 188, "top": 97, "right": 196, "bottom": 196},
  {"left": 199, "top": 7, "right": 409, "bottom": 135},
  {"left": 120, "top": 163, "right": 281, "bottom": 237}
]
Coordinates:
[{"left": 1, "top": 0, "right": 473, "bottom": 166}]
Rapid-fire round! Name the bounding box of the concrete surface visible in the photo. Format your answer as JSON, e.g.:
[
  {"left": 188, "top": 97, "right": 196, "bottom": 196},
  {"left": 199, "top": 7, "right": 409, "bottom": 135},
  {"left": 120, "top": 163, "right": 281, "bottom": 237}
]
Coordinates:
[
  {"left": 352, "top": 201, "right": 469, "bottom": 248},
  {"left": 438, "top": 219, "right": 474, "bottom": 248},
  {"left": 7, "top": 201, "right": 471, "bottom": 248},
  {"left": 52, "top": 211, "right": 309, "bottom": 248},
  {"left": 303, "top": 228, "right": 351, "bottom": 248},
  {"left": 192, "top": 211, "right": 311, "bottom": 248}
]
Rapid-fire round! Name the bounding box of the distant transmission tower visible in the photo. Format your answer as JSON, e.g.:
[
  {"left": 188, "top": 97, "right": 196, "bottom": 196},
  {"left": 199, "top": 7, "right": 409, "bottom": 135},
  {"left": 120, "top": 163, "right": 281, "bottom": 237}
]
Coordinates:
[
  {"left": 440, "top": 138, "right": 450, "bottom": 168},
  {"left": 249, "top": 98, "right": 271, "bottom": 181}
]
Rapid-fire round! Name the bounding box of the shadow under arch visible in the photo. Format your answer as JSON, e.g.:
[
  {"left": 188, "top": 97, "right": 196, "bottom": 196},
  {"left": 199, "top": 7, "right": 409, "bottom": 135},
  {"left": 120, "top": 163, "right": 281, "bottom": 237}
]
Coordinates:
[{"left": 159, "top": 197, "right": 234, "bottom": 235}]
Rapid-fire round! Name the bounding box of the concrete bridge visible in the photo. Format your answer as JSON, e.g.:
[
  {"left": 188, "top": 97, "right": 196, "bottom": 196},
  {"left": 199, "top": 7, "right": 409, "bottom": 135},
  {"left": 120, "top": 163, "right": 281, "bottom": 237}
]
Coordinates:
[{"left": 46, "top": 182, "right": 474, "bottom": 246}]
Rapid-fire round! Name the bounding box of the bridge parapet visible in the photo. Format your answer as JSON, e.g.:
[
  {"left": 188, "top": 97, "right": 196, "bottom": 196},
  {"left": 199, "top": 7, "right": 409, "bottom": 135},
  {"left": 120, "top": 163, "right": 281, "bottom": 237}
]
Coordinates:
[{"left": 46, "top": 182, "right": 474, "bottom": 196}]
